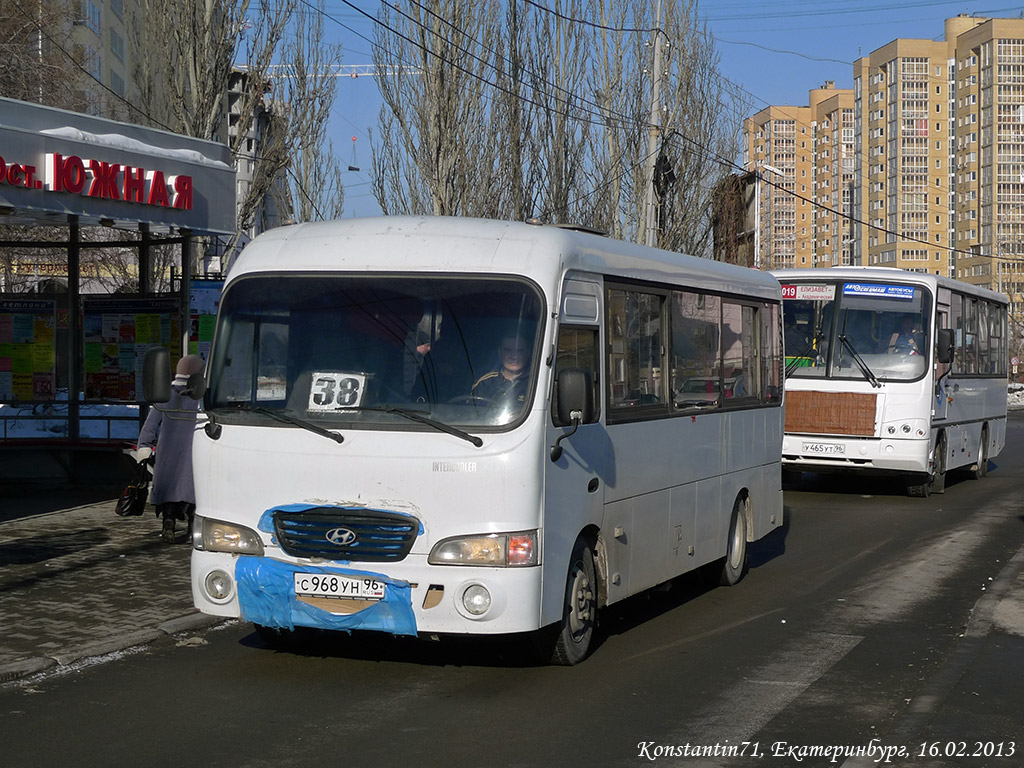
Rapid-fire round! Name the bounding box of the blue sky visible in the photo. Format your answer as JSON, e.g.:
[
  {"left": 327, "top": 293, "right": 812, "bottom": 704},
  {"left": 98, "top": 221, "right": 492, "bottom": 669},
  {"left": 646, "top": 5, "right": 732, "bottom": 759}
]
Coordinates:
[{"left": 322, "top": 1, "right": 1024, "bottom": 218}]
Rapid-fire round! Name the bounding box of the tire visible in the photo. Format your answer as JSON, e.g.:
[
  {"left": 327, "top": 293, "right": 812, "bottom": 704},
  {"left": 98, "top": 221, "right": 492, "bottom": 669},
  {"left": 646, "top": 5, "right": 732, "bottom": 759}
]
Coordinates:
[
  {"left": 931, "top": 433, "right": 947, "bottom": 494},
  {"left": 971, "top": 426, "right": 989, "bottom": 479},
  {"left": 253, "top": 623, "right": 303, "bottom": 650},
  {"left": 549, "top": 538, "right": 597, "bottom": 666},
  {"left": 718, "top": 497, "right": 749, "bottom": 587},
  {"left": 906, "top": 477, "right": 930, "bottom": 498}
]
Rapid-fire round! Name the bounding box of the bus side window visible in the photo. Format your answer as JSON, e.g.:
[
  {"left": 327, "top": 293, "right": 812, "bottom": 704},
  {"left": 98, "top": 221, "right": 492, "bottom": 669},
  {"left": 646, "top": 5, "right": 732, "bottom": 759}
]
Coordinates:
[{"left": 552, "top": 327, "right": 599, "bottom": 426}]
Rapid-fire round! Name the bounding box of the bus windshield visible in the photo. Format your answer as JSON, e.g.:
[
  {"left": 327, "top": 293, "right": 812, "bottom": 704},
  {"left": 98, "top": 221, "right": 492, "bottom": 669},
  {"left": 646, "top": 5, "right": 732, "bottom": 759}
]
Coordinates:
[
  {"left": 782, "top": 281, "right": 931, "bottom": 382},
  {"left": 207, "top": 274, "right": 544, "bottom": 429}
]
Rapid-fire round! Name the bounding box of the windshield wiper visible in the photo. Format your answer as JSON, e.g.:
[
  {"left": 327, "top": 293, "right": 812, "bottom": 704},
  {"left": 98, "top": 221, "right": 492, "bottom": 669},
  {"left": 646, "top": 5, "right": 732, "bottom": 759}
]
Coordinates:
[
  {"left": 336, "top": 405, "right": 483, "bottom": 447},
  {"left": 838, "top": 335, "right": 881, "bottom": 388},
  {"left": 218, "top": 403, "right": 345, "bottom": 444}
]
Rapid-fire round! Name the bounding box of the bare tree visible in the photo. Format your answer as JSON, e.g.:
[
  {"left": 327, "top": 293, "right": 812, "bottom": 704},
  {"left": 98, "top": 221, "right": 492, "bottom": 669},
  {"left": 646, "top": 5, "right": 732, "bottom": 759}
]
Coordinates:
[
  {"left": 371, "top": 0, "right": 749, "bottom": 257},
  {"left": 523, "top": 0, "right": 593, "bottom": 225},
  {"left": 0, "top": 0, "right": 90, "bottom": 111},
  {"left": 372, "top": 0, "right": 502, "bottom": 217},
  {"left": 0, "top": 0, "right": 89, "bottom": 292},
  {"left": 130, "top": 0, "right": 347, "bottom": 256},
  {"left": 130, "top": 0, "right": 288, "bottom": 142},
  {"left": 275, "top": 3, "right": 346, "bottom": 223},
  {"left": 653, "top": 0, "right": 751, "bottom": 256},
  {"left": 486, "top": 0, "right": 541, "bottom": 221},
  {"left": 583, "top": 2, "right": 647, "bottom": 240}
]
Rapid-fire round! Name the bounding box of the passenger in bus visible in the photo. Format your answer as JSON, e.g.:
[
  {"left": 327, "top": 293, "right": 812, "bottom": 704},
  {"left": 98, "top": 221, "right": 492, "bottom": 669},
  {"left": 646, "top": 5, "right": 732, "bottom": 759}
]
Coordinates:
[
  {"left": 784, "top": 314, "right": 809, "bottom": 355},
  {"left": 888, "top": 316, "right": 922, "bottom": 355},
  {"left": 470, "top": 333, "right": 532, "bottom": 407}
]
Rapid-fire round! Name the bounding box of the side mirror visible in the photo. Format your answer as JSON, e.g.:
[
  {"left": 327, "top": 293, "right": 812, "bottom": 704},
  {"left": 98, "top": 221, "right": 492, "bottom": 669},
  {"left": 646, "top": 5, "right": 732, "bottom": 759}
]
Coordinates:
[
  {"left": 936, "top": 328, "right": 954, "bottom": 365},
  {"left": 143, "top": 347, "right": 171, "bottom": 403},
  {"left": 555, "top": 367, "right": 595, "bottom": 426},
  {"left": 551, "top": 368, "right": 595, "bottom": 462}
]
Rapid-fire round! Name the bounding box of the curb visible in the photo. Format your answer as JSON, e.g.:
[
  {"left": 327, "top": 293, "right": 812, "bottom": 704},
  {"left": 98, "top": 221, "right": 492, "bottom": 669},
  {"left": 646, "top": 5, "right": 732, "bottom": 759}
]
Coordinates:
[{"left": 0, "top": 611, "right": 226, "bottom": 684}]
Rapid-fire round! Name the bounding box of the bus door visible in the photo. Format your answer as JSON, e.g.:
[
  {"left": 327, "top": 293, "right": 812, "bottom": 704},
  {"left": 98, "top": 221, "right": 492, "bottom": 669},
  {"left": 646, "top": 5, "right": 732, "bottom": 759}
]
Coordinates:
[
  {"left": 542, "top": 277, "right": 608, "bottom": 621},
  {"left": 934, "top": 288, "right": 951, "bottom": 422}
]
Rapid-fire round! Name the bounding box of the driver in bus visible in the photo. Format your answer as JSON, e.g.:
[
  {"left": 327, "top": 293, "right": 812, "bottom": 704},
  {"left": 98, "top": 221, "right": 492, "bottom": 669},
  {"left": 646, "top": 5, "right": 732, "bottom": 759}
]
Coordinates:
[
  {"left": 888, "top": 315, "right": 922, "bottom": 355},
  {"left": 470, "top": 332, "right": 532, "bottom": 407}
]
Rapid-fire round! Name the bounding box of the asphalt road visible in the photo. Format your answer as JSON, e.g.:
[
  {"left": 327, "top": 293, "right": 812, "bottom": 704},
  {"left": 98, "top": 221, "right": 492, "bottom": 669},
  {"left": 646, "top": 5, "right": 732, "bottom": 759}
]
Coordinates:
[{"left": 2, "top": 415, "right": 1023, "bottom": 768}]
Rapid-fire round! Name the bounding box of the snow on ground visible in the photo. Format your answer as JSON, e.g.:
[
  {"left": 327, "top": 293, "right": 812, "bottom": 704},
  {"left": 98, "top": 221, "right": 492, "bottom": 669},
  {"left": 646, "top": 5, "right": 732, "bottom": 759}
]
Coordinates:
[
  {"left": 1009, "top": 383, "right": 1024, "bottom": 410},
  {"left": 0, "top": 400, "right": 139, "bottom": 439}
]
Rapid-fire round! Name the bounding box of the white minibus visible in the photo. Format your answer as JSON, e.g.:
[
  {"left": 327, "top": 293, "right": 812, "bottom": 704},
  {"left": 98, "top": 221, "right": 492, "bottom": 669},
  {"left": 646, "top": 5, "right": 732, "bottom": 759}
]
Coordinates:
[
  {"left": 152, "top": 217, "right": 784, "bottom": 664},
  {"left": 774, "top": 267, "right": 1008, "bottom": 496}
]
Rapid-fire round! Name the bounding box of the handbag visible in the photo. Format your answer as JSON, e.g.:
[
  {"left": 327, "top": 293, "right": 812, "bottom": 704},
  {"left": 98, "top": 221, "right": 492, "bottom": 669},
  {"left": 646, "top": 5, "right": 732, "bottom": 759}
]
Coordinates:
[{"left": 115, "top": 459, "right": 151, "bottom": 517}]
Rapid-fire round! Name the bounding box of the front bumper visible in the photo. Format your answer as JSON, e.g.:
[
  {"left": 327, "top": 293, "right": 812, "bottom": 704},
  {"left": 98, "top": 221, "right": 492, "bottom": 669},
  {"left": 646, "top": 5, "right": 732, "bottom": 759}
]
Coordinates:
[
  {"left": 782, "top": 434, "right": 930, "bottom": 474},
  {"left": 191, "top": 549, "right": 544, "bottom": 636}
]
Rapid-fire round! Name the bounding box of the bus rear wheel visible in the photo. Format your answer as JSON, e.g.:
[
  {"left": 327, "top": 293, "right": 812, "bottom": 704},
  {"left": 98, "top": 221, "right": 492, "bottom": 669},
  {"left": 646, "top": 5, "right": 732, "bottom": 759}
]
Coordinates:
[
  {"left": 717, "top": 497, "right": 749, "bottom": 586},
  {"left": 970, "top": 426, "right": 989, "bottom": 479},
  {"left": 549, "top": 537, "right": 597, "bottom": 666}
]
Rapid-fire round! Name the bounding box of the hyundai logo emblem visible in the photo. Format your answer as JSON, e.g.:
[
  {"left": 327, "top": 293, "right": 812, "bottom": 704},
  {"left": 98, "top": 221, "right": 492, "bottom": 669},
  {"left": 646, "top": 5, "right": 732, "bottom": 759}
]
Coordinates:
[{"left": 325, "top": 527, "right": 357, "bottom": 546}]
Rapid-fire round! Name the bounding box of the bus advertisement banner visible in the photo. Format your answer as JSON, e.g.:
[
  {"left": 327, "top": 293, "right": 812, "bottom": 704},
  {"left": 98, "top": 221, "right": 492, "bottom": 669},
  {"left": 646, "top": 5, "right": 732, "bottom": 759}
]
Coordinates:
[{"left": 842, "top": 283, "right": 915, "bottom": 300}]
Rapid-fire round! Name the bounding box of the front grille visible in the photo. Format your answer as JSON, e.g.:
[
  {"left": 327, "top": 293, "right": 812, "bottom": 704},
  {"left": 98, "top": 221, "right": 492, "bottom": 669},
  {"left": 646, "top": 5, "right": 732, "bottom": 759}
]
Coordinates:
[{"left": 272, "top": 507, "right": 419, "bottom": 562}]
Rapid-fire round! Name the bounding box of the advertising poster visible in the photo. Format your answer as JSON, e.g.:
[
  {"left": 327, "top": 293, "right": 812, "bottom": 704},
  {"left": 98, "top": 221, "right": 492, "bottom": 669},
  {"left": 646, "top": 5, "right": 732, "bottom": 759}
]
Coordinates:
[
  {"left": 82, "top": 297, "right": 181, "bottom": 402},
  {"left": 0, "top": 298, "right": 57, "bottom": 402},
  {"left": 188, "top": 280, "right": 222, "bottom": 364}
]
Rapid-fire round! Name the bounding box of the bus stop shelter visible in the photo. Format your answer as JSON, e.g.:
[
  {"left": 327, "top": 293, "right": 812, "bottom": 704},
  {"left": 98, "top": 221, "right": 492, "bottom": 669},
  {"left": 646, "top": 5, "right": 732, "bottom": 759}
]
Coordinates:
[{"left": 0, "top": 97, "right": 235, "bottom": 482}]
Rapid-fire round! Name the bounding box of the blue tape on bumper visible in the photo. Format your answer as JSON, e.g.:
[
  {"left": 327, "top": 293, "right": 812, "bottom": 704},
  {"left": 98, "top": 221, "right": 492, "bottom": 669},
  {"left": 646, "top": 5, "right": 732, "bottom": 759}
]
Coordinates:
[{"left": 235, "top": 556, "right": 418, "bottom": 637}]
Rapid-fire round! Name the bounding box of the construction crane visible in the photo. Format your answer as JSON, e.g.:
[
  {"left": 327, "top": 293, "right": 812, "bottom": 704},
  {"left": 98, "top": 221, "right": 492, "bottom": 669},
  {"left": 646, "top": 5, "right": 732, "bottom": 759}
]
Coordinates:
[{"left": 260, "top": 64, "right": 421, "bottom": 79}]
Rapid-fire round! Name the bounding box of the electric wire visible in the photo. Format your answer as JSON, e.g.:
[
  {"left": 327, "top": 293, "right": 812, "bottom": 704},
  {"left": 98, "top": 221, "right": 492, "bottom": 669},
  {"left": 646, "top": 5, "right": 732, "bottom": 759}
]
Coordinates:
[{"left": 521, "top": 1, "right": 1022, "bottom": 265}]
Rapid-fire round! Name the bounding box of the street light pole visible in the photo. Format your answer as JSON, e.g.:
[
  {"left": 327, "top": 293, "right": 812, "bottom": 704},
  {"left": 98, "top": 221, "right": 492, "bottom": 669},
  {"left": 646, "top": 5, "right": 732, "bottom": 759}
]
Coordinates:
[{"left": 644, "top": 0, "right": 664, "bottom": 249}]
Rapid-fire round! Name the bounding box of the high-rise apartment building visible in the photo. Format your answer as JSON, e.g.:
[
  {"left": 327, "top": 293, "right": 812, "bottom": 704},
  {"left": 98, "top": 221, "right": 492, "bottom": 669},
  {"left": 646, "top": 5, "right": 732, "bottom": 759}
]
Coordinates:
[
  {"left": 745, "top": 105, "right": 809, "bottom": 270},
  {"left": 811, "top": 86, "right": 857, "bottom": 267},
  {"left": 746, "top": 15, "right": 1024, "bottom": 308},
  {"left": 949, "top": 17, "right": 1024, "bottom": 309},
  {"left": 70, "top": 0, "right": 139, "bottom": 117},
  {"left": 853, "top": 22, "right": 964, "bottom": 278},
  {"left": 744, "top": 82, "right": 854, "bottom": 270}
]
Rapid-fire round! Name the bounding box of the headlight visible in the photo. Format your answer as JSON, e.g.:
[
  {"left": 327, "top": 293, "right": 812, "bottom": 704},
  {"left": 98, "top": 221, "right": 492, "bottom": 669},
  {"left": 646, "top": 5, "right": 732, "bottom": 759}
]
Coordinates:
[
  {"left": 428, "top": 531, "right": 538, "bottom": 567},
  {"left": 192, "top": 514, "right": 264, "bottom": 556}
]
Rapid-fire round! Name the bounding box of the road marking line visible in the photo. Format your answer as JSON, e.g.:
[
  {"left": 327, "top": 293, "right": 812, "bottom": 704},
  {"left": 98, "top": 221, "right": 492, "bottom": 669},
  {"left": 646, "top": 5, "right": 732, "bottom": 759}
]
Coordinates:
[
  {"left": 839, "top": 539, "right": 1024, "bottom": 768},
  {"left": 661, "top": 632, "right": 863, "bottom": 766}
]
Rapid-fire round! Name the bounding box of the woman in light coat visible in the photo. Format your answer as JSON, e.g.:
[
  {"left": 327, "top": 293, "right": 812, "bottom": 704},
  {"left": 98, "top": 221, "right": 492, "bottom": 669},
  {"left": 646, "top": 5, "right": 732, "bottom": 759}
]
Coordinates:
[{"left": 137, "top": 354, "right": 203, "bottom": 543}]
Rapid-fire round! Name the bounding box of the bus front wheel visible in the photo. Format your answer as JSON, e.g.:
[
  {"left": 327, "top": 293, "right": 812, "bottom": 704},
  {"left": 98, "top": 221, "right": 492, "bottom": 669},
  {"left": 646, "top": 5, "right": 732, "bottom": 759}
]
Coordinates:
[
  {"left": 908, "top": 433, "right": 946, "bottom": 497},
  {"left": 549, "top": 537, "right": 597, "bottom": 666},
  {"left": 253, "top": 623, "right": 304, "bottom": 650}
]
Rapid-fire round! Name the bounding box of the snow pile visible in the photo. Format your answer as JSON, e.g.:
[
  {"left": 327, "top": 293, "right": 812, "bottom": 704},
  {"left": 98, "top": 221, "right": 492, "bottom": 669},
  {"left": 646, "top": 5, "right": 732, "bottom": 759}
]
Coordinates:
[
  {"left": 1009, "top": 383, "right": 1024, "bottom": 411},
  {"left": 0, "top": 400, "right": 139, "bottom": 439}
]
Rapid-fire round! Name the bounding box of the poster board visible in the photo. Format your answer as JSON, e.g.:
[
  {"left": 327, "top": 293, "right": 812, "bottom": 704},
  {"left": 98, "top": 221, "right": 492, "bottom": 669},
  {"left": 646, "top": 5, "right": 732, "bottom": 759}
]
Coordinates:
[
  {"left": 189, "top": 280, "right": 222, "bottom": 364},
  {"left": 82, "top": 296, "right": 181, "bottom": 402},
  {"left": 0, "top": 297, "right": 57, "bottom": 402}
]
